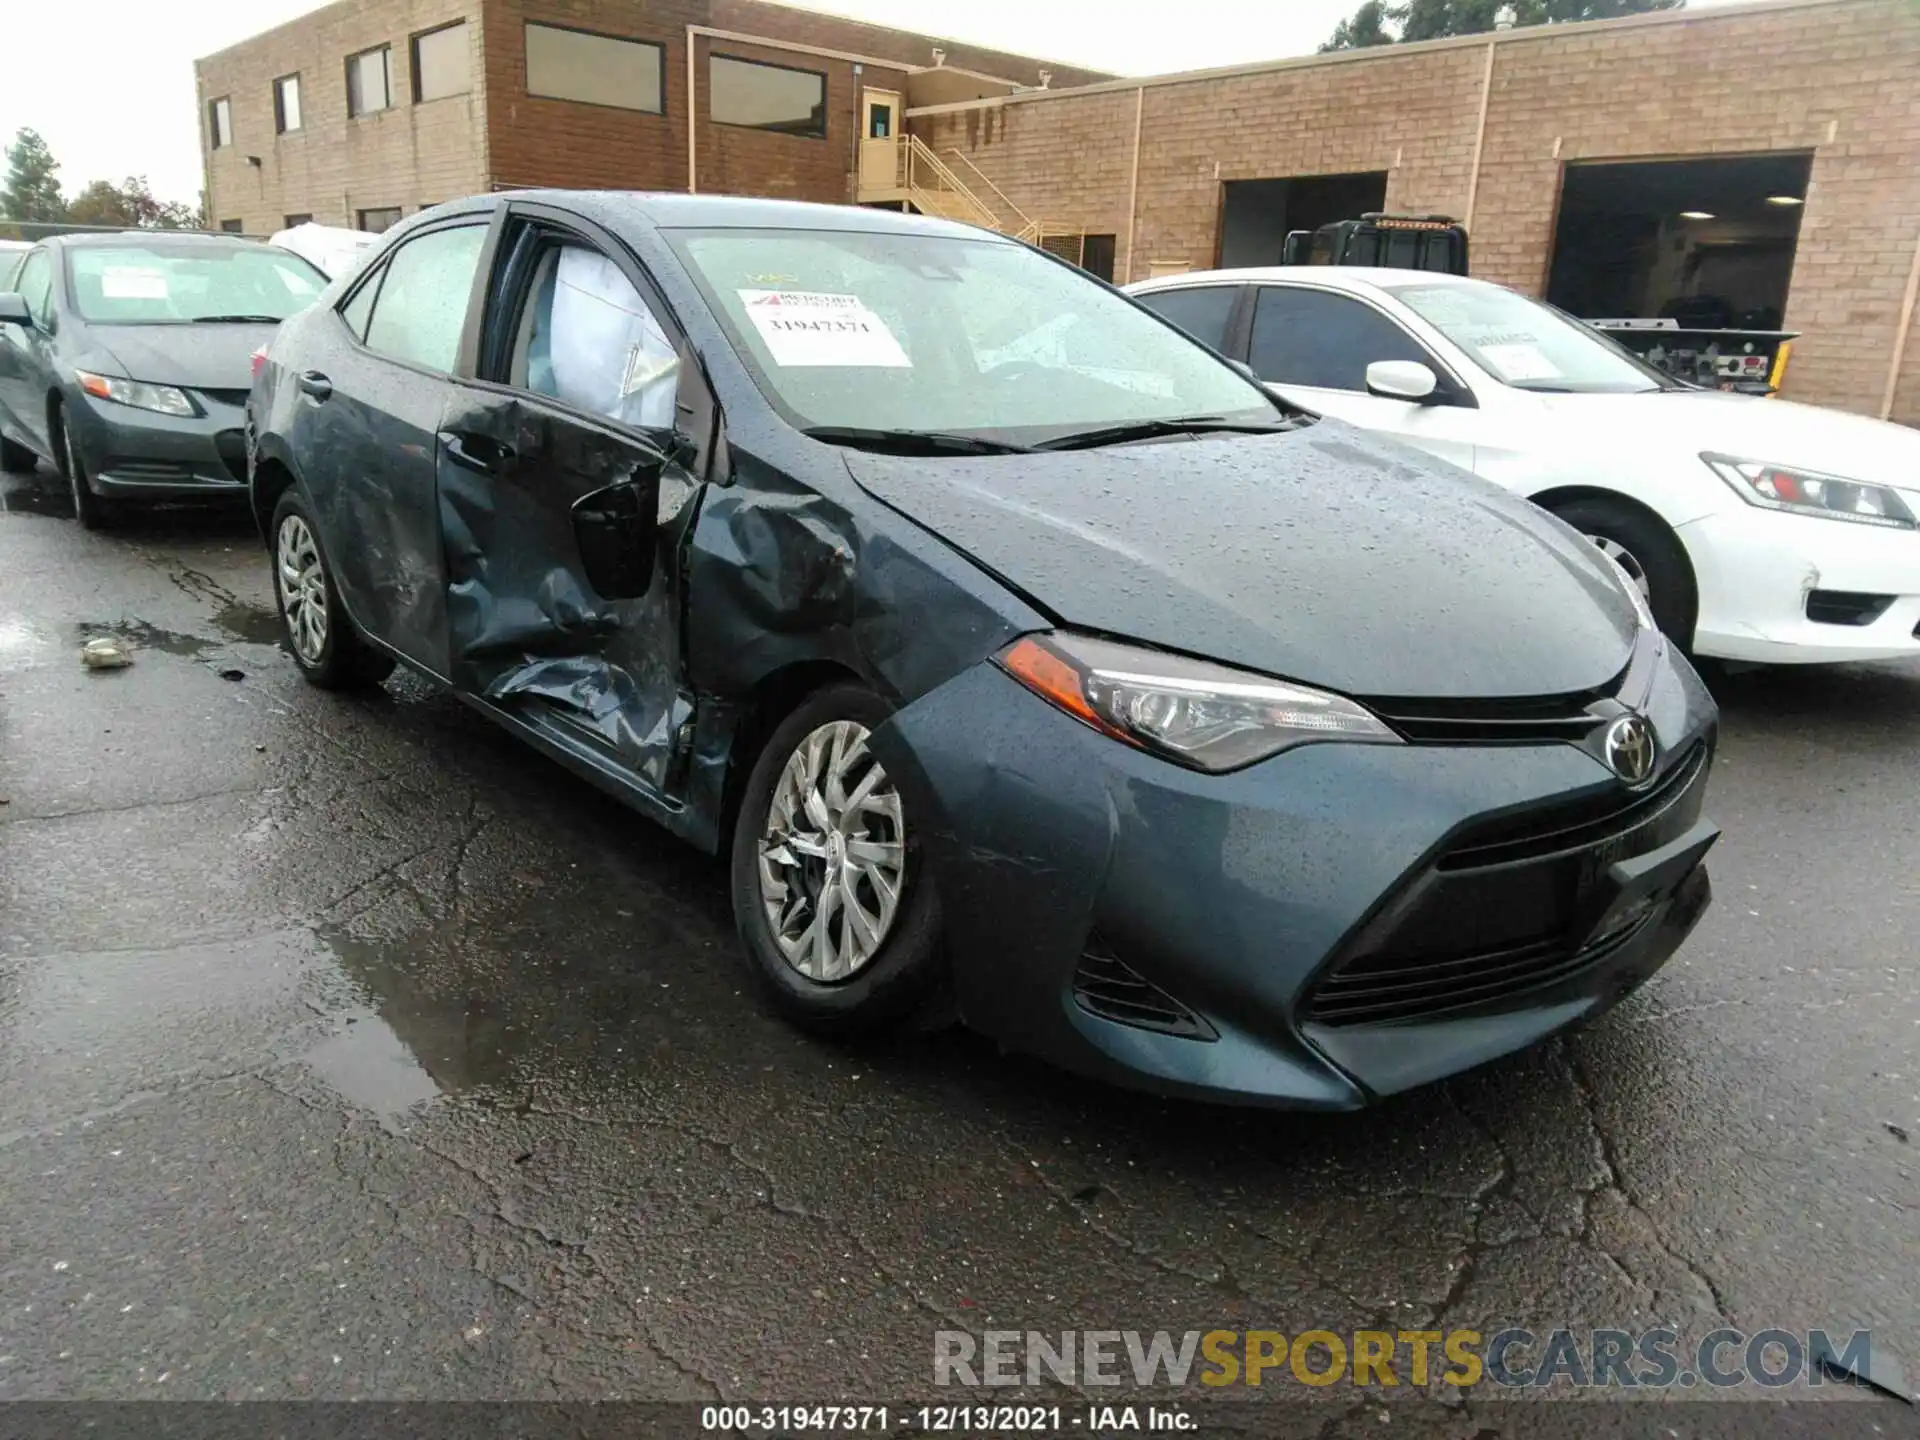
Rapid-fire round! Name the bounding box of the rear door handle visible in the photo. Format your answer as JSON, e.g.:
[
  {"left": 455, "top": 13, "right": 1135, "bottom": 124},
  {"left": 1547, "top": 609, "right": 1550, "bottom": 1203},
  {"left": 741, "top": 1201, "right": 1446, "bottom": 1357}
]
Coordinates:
[
  {"left": 296, "top": 371, "right": 332, "bottom": 402},
  {"left": 440, "top": 431, "right": 515, "bottom": 475}
]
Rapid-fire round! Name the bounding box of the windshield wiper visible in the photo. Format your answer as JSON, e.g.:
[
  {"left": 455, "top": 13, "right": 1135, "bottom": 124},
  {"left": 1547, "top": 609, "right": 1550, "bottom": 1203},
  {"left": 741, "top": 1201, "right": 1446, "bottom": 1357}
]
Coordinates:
[
  {"left": 188, "top": 313, "right": 285, "bottom": 324},
  {"left": 801, "top": 425, "right": 1032, "bottom": 456},
  {"left": 1032, "top": 415, "right": 1302, "bottom": 452}
]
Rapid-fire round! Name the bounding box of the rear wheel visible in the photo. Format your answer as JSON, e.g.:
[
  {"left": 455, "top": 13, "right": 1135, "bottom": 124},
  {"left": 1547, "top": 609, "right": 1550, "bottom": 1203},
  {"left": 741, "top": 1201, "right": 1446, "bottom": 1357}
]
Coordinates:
[
  {"left": 729, "top": 683, "right": 948, "bottom": 1038},
  {"left": 1547, "top": 496, "right": 1697, "bottom": 651},
  {"left": 271, "top": 491, "right": 395, "bottom": 690},
  {"left": 54, "top": 404, "right": 113, "bottom": 530},
  {"left": 0, "top": 435, "right": 35, "bottom": 473}
]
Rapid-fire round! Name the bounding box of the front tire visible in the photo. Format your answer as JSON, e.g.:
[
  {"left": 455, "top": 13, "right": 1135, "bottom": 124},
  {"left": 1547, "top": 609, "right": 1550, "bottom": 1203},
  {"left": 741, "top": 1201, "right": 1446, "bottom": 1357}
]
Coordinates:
[
  {"left": 54, "top": 404, "right": 112, "bottom": 530},
  {"left": 271, "top": 491, "right": 395, "bottom": 690},
  {"left": 1547, "top": 496, "right": 1698, "bottom": 651},
  {"left": 729, "top": 683, "right": 947, "bottom": 1038}
]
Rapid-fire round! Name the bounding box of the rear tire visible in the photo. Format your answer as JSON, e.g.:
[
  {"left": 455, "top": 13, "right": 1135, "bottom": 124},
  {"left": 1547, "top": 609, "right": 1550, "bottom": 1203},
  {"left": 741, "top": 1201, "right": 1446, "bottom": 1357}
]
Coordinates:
[
  {"left": 1547, "top": 496, "right": 1697, "bottom": 651},
  {"left": 270, "top": 490, "right": 396, "bottom": 690},
  {"left": 729, "top": 683, "right": 948, "bottom": 1039},
  {"left": 0, "top": 435, "right": 35, "bottom": 473},
  {"left": 54, "top": 404, "right": 113, "bottom": 530}
]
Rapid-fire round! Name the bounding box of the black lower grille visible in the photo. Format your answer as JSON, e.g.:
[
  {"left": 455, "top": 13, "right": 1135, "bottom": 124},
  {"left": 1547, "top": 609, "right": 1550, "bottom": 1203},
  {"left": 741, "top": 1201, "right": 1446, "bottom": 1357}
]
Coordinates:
[
  {"left": 1302, "top": 739, "right": 1712, "bottom": 1029},
  {"left": 215, "top": 429, "right": 249, "bottom": 484},
  {"left": 1806, "top": 590, "right": 1894, "bottom": 627},
  {"left": 1304, "top": 909, "right": 1659, "bottom": 1026},
  {"left": 198, "top": 388, "right": 253, "bottom": 410},
  {"left": 1073, "top": 935, "right": 1214, "bottom": 1040},
  {"left": 109, "top": 459, "right": 192, "bottom": 480}
]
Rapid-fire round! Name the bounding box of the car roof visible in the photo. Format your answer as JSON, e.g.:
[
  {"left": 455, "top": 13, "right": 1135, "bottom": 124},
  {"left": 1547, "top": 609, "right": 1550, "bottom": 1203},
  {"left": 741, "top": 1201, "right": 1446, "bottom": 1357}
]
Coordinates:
[
  {"left": 485, "top": 189, "right": 1003, "bottom": 242},
  {"left": 47, "top": 230, "right": 268, "bottom": 250},
  {"left": 1130, "top": 265, "right": 1483, "bottom": 293}
]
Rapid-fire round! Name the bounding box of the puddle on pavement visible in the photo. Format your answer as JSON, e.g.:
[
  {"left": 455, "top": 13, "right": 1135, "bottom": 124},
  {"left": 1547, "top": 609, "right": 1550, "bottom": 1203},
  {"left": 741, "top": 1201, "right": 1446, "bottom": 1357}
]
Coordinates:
[
  {"left": 70, "top": 610, "right": 286, "bottom": 667},
  {"left": 299, "top": 925, "right": 523, "bottom": 1124},
  {"left": 0, "top": 474, "right": 69, "bottom": 518},
  {"left": 213, "top": 600, "right": 285, "bottom": 646}
]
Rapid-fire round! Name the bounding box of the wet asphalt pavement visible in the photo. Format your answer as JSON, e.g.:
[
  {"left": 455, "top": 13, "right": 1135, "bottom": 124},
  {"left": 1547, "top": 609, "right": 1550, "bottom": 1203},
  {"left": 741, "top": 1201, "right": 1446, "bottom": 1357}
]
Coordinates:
[{"left": 0, "top": 468, "right": 1915, "bottom": 1430}]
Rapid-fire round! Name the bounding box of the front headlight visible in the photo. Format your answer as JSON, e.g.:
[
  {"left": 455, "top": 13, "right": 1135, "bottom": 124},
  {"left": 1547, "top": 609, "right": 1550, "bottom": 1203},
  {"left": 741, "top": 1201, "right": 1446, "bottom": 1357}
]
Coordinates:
[
  {"left": 1703, "top": 453, "right": 1916, "bottom": 530},
  {"left": 996, "top": 631, "right": 1400, "bottom": 772},
  {"left": 75, "top": 370, "right": 196, "bottom": 418}
]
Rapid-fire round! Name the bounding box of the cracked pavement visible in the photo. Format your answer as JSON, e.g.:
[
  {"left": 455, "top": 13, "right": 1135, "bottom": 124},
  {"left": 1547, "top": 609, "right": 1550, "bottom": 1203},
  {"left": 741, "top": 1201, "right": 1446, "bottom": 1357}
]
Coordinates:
[{"left": 1, "top": 473, "right": 1915, "bottom": 1430}]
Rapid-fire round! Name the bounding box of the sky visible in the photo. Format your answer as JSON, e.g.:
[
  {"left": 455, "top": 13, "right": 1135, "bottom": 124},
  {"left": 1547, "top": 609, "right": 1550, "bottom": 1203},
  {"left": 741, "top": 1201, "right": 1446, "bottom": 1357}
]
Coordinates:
[{"left": 2, "top": 0, "right": 1747, "bottom": 208}]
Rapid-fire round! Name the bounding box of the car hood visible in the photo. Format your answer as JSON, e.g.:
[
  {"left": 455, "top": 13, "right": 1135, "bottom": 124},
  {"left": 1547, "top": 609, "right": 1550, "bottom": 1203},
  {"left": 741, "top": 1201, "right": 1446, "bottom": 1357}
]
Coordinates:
[
  {"left": 846, "top": 421, "right": 1639, "bottom": 700},
  {"left": 91, "top": 323, "right": 280, "bottom": 390},
  {"left": 1535, "top": 389, "right": 1920, "bottom": 485}
]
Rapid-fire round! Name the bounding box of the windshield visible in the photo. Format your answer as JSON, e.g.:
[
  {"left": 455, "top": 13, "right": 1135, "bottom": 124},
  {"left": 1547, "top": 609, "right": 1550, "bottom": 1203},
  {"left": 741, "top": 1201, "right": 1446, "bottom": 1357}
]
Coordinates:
[
  {"left": 665, "top": 227, "right": 1278, "bottom": 442},
  {"left": 66, "top": 242, "right": 328, "bottom": 324},
  {"left": 1387, "top": 281, "right": 1670, "bottom": 394}
]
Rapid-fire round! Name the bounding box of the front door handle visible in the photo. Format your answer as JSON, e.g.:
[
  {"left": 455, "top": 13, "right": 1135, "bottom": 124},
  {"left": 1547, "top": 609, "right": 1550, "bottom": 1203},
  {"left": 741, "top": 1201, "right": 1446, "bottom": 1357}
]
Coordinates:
[
  {"left": 296, "top": 370, "right": 332, "bottom": 402},
  {"left": 441, "top": 431, "right": 515, "bottom": 476}
]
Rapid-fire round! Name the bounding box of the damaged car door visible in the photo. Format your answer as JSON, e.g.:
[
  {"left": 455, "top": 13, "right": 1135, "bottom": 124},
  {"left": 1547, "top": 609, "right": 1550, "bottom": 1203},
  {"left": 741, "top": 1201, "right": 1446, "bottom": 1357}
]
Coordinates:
[{"left": 438, "top": 211, "right": 711, "bottom": 805}]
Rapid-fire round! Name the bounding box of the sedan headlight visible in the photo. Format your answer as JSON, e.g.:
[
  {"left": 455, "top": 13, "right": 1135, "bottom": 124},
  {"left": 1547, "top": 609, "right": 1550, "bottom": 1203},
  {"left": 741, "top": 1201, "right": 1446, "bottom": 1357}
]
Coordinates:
[
  {"left": 997, "top": 631, "right": 1400, "bottom": 772},
  {"left": 1703, "top": 453, "right": 1916, "bottom": 530},
  {"left": 75, "top": 370, "right": 196, "bottom": 418}
]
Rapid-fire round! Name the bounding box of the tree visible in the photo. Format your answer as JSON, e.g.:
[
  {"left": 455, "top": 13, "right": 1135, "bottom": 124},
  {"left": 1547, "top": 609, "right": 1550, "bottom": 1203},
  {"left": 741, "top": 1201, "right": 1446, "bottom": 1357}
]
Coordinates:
[
  {"left": 64, "top": 175, "right": 203, "bottom": 231},
  {"left": 1321, "top": 0, "right": 1681, "bottom": 50},
  {"left": 1321, "top": 0, "right": 1395, "bottom": 51},
  {"left": 2, "top": 128, "right": 65, "bottom": 223}
]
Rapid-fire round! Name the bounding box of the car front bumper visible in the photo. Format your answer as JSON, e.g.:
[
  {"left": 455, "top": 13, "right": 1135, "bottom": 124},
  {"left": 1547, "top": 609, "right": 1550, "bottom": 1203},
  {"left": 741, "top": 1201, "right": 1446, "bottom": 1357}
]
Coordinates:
[
  {"left": 1679, "top": 502, "right": 1920, "bottom": 663},
  {"left": 873, "top": 646, "right": 1718, "bottom": 1109},
  {"left": 65, "top": 389, "right": 250, "bottom": 501}
]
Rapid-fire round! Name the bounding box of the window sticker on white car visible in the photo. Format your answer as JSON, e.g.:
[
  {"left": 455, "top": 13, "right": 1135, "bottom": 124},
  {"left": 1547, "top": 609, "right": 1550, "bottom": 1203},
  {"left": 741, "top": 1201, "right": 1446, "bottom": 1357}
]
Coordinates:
[
  {"left": 1478, "top": 342, "right": 1561, "bottom": 382},
  {"left": 736, "top": 289, "right": 911, "bottom": 368},
  {"left": 100, "top": 268, "right": 169, "bottom": 300}
]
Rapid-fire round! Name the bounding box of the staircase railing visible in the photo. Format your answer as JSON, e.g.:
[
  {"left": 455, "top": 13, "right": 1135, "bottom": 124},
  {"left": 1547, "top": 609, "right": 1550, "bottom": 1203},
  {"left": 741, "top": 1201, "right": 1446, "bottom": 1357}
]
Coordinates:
[
  {"left": 899, "top": 136, "right": 1000, "bottom": 231},
  {"left": 941, "top": 148, "right": 1032, "bottom": 233}
]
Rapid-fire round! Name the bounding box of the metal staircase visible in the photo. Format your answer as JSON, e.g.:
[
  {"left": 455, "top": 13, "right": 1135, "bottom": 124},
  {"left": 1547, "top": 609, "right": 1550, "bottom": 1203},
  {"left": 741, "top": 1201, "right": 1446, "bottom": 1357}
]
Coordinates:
[{"left": 873, "top": 135, "right": 1086, "bottom": 256}]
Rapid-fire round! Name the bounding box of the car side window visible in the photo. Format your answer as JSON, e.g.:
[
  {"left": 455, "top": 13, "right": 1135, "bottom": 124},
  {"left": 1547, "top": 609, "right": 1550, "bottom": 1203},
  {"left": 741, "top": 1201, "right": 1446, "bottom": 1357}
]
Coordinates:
[
  {"left": 511, "top": 244, "right": 679, "bottom": 430},
  {"left": 1134, "top": 285, "right": 1239, "bottom": 352},
  {"left": 15, "top": 250, "right": 54, "bottom": 328},
  {"left": 1249, "top": 286, "right": 1430, "bottom": 391},
  {"left": 361, "top": 224, "right": 488, "bottom": 372},
  {"left": 338, "top": 263, "right": 384, "bottom": 341}
]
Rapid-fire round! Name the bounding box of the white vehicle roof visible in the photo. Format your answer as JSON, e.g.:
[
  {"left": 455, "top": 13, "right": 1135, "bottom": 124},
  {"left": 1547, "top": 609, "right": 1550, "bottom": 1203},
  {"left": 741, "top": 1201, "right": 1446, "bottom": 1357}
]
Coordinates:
[
  {"left": 268, "top": 221, "right": 380, "bottom": 280},
  {"left": 1129, "top": 265, "right": 1480, "bottom": 293}
]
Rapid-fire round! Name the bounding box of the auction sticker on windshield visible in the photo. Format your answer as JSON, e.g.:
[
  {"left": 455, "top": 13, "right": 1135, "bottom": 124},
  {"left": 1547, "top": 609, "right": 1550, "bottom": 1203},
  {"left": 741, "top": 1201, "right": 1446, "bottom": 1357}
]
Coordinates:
[
  {"left": 737, "top": 289, "right": 910, "bottom": 367},
  {"left": 101, "top": 268, "right": 170, "bottom": 300},
  {"left": 1479, "top": 341, "right": 1561, "bottom": 382}
]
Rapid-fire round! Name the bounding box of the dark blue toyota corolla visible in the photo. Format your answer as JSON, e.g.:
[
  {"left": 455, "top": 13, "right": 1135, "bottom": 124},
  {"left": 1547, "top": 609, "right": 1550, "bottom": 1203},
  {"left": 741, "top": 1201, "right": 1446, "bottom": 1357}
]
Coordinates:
[{"left": 249, "top": 192, "right": 1718, "bottom": 1108}]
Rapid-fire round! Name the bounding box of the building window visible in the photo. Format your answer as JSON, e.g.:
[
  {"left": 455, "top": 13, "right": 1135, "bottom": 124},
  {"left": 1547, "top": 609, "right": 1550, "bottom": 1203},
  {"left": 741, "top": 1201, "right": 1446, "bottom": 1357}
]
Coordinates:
[
  {"left": 524, "top": 23, "right": 664, "bottom": 114},
  {"left": 412, "top": 21, "right": 470, "bottom": 102},
  {"left": 273, "top": 74, "right": 302, "bottom": 133},
  {"left": 1079, "top": 234, "right": 1117, "bottom": 284},
  {"left": 284, "top": 213, "right": 314, "bottom": 227},
  {"left": 208, "top": 96, "right": 233, "bottom": 149},
  {"left": 347, "top": 45, "right": 394, "bottom": 116},
  {"left": 709, "top": 54, "right": 826, "bottom": 138},
  {"left": 219, "top": 219, "right": 244, "bottom": 233},
  {"left": 358, "top": 206, "right": 404, "bottom": 234}
]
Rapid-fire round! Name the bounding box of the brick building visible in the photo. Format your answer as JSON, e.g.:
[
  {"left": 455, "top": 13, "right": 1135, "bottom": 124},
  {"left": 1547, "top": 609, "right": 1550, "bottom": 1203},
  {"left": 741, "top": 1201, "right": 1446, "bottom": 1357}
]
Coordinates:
[
  {"left": 193, "top": 0, "right": 1104, "bottom": 237},
  {"left": 199, "top": 0, "right": 1920, "bottom": 422},
  {"left": 901, "top": 0, "right": 1920, "bottom": 423}
]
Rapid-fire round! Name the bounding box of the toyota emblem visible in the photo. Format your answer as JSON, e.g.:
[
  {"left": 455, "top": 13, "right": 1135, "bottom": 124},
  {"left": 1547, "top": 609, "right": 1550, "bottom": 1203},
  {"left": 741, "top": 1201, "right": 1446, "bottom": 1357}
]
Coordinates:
[{"left": 1604, "top": 714, "right": 1658, "bottom": 787}]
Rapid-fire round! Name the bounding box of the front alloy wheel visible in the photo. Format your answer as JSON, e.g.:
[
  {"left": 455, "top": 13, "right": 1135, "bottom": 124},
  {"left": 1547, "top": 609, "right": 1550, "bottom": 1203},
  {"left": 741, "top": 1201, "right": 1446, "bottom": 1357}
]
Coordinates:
[
  {"left": 758, "top": 719, "right": 908, "bottom": 982},
  {"left": 730, "top": 683, "right": 947, "bottom": 1037}
]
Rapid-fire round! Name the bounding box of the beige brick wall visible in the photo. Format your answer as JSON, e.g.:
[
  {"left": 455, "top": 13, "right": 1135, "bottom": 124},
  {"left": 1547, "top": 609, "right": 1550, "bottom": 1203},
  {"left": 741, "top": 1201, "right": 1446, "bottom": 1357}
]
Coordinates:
[
  {"left": 197, "top": 0, "right": 490, "bottom": 235},
  {"left": 912, "top": 0, "right": 1920, "bottom": 423}
]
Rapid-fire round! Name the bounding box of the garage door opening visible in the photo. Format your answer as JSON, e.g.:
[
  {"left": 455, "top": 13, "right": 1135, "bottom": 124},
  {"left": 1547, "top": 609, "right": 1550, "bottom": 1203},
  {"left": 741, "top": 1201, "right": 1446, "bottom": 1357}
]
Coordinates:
[
  {"left": 1546, "top": 153, "right": 1812, "bottom": 328},
  {"left": 1219, "top": 171, "right": 1388, "bottom": 268}
]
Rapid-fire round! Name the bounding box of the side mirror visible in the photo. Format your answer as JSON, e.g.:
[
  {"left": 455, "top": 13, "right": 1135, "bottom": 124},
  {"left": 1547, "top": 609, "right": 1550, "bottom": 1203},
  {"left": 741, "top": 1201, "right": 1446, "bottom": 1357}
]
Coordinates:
[
  {"left": 571, "top": 459, "right": 662, "bottom": 600},
  {"left": 0, "top": 293, "right": 30, "bottom": 327},
  {"left": 1227, "top": 358, "right": 1260, "bottom": 383},
  {"left": 1366, "top": 359, "right": 1442, "bottom": 404}
]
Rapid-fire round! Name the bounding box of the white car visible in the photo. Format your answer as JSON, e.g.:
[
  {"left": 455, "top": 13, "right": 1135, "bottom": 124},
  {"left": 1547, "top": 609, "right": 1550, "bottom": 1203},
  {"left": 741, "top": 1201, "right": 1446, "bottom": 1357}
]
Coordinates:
[{"left": 1127, "top": 267, "right": 1920, "bottom": 665}]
